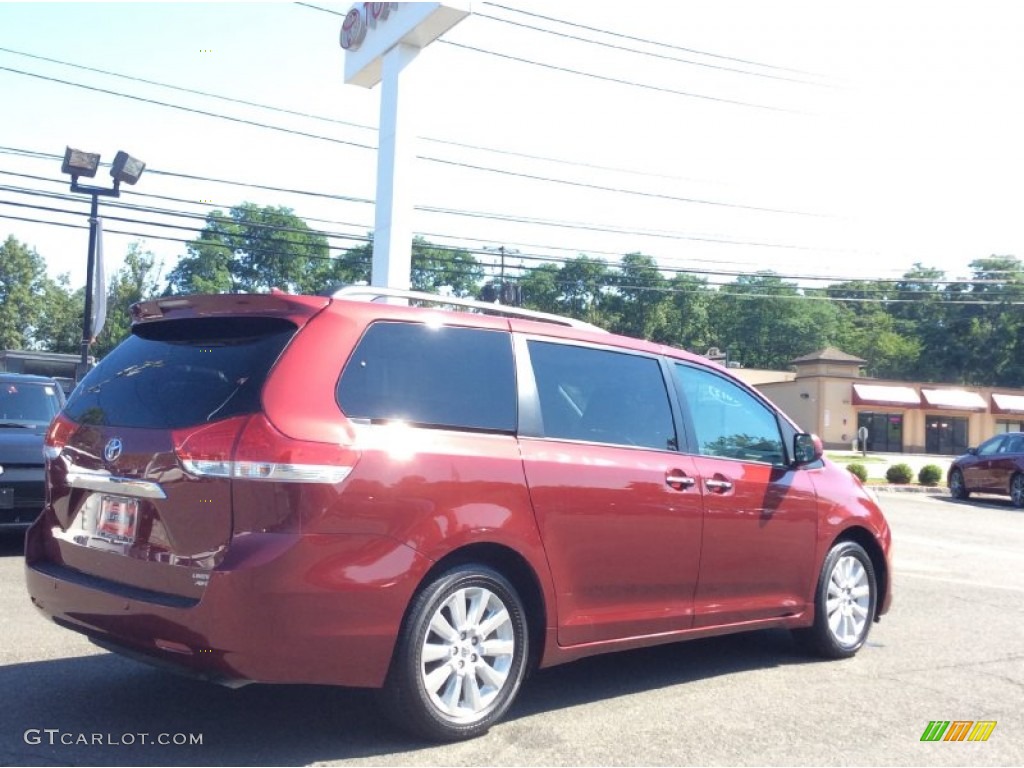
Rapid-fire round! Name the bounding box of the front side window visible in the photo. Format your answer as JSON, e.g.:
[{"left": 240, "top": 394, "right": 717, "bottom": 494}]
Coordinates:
[
  {"left": 527, "top": 340, "right": 676, "bottom": 451},
  {"left": 977, "top": 436, "right": 1005, "bottom": 456},
  {"left": 337, "top": 322, "right": 516, "bottom": 433},
  {"left": 674, "top": 363, "right": 786, "bottom": 466}
]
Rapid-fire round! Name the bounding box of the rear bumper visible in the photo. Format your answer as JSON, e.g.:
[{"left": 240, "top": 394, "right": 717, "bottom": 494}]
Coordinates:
[{"left": 24, "top": 516, "right": 432, "bottom": 688}]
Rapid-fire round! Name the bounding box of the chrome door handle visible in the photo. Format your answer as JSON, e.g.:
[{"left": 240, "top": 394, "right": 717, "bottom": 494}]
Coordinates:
[
  {"left": 705, "top": 479, "right": 733, "bottom": 492},
  {"left": 666, "top": 471, "right": 696, "bottom": 490}
]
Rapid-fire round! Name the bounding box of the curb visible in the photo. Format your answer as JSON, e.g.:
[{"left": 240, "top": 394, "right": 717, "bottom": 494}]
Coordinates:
[{"left": 871, "top": 485, "right": 948, "bottom": 495}]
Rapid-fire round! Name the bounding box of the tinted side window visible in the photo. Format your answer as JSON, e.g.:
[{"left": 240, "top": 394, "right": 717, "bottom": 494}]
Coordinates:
[
  {"left": 337, "top": 322, "right": 516, "bottom": 432},
  {"left": 528, "top": 340, "right": 676, "bottom": 451},
  {"left": 978, "top": 436, "right": 1004, "bottom": 456},
  {"left": 65, "top": 317, "right": 297, "bottom": 429},
  {"left": 674, "top": 363, "right": 785, "bottom": 466}
]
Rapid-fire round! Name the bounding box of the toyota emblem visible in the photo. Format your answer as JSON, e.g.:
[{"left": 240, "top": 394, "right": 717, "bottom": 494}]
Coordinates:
[{"left": 104, "top": 438, "right": 124, "bottom": 463}]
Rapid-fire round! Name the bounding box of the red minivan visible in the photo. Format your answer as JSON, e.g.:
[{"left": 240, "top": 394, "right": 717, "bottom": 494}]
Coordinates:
[{"left": 25, "top": 288, "right": 891, "bottom": 741}]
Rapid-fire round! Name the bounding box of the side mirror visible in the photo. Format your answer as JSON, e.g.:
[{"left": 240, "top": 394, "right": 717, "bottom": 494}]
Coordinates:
[
  {"left": 967, "top": 447, "right": 978, "bottom": 456},
  {"left": 793, "top": 433, "right": 823, "bottom": 466}
]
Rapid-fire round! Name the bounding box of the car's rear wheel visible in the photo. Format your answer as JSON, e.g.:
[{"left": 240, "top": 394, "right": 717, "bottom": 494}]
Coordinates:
[
  {"left": 378, "top": 564, "right": 528, "bottom": 742},
  {"left": 1010, "top": 473, "right": 1024, "bottom": 508},
  {"left": 795, "top": 540, "right": 877, "bottom": 659},
  {"left": 949, "top": 468, "right": 970, "bottom": 499}
]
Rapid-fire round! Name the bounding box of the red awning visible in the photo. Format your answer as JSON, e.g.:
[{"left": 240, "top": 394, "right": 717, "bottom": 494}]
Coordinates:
[
  {"left": 991, "top": 393, "right": 1024, "bottom": 415},
  {"left": 852, "top": 384, "right": 920, "bottom": 407},
  {"left": 920, "top": 388, "right": 987, "bottom": 412}
]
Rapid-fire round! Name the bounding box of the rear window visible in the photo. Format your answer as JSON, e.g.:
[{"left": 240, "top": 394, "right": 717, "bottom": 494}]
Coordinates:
[
  {"left": 65, "top": 316, "right": 297, "bottom": 429},
  {"left": 336, "top": 322, "right": 516, "bottom": 433}
]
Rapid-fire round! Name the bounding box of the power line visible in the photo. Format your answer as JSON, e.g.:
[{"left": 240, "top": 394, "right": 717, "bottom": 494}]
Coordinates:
[
  {"left": 0, "top": 65, "right": 376, "bottom": 151},
  {"left": 420, "top": 155, "right": 821, "bottom": 217},
  {"left": 470, "top": 12, "right": 829, "bottom": 87},
  {"left": 480, "top": 2, "right": 824, "bottom": 77},
  {"left": 0, "top": 66, "right": 811, "bottom": 215},
  {"left": 294, "top": 1, "right": 801, "bottom": 112},
  {"left": 0, "top": 44, "right": 717, "bottom": 186},
  {"left": 438, "top": 41, "right": 800, "bottom": 114}
]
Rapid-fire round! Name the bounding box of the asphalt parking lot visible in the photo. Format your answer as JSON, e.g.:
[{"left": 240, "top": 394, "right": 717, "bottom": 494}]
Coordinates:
[{"left": 1, "top": 493, "right": 1021, "bottom": 767}]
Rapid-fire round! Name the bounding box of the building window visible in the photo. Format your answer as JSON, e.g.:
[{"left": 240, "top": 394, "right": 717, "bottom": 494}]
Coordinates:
[
  {"left": 995, "top": 420, "right": 1024, "bottom": 434},
  {"left": 925, "top": 415, "right": 969, "bottom": 455},
  {"left": 856, "top": 412, "right": 903, "bottom": 453}
]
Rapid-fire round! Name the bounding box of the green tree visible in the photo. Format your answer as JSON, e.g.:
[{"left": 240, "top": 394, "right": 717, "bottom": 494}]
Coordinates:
[
  {"left": 608, "top": 253, "right": 670, "bottom": 341},
  {"left": 709, "top": 273, "right": 841, "bottom": 369},
  {"left": 166, "top": 203, "right": 332, "bottom": 295},
  {"left": 411, "top": 237, "right": 482, "bottom": 297},
  {"left": 826, "top": 280, "right": 920, "bottom": 378},
  {"left": 556, "top": 256, "right": 616, "bottom": 327},
  {"left": 34, "top": 277, "right": 84, "bottom": 354},
  {"left": 0, "top": 235, "right": 49, "bottom": 350},
  {"left": 664, "top": 273, "right": 713, "bottom": 352},
  {"left": 93, "top": 243, "right": 163, "bottom": 357},
  {"left": 519, "top": 264, "right": 561, "bottom": 314}
]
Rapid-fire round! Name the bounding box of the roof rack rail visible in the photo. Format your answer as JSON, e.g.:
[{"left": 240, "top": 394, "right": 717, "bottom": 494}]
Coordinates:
[{"left": 332, "top": 286, "right": 608, "bottom": 333}]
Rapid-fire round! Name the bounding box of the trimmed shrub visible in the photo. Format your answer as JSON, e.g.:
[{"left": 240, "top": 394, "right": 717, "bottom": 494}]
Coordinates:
[
  {"left": 918, "top": 464, "right": 943, "bottom": 486},
  {"left": 886, "top": 463, "right": 914, "bottom": 484},
  {"left": 846, "top": 462, "right": 869, "bottom": 482}
]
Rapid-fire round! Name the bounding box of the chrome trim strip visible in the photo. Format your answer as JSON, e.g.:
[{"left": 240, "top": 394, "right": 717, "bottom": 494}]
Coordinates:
[{"left": 65, "top": 471, "right": 168, "bottom": 500}]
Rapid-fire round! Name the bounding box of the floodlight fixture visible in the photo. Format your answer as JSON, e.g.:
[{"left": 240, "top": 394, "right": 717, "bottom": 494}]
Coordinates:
[
  {"left": 61, "top": 147, "right": 100, "bottom": 179},
  {"left": 60, "top": 145, "right": 147, "bottom": 377},
  {"left": 111, "top": 151, "right": 145, "bottom": 185}
]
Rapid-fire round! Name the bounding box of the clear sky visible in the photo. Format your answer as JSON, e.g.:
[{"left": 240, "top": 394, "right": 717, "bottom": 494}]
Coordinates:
[{"left": 1, "top": 1, "right": 1023, "bottom": 292}]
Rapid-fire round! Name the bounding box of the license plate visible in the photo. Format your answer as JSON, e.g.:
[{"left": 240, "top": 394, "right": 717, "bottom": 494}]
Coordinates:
[
  {"left": 0, "top": 488, "right": 11, "bottom": 509},
  {"left": 98, "top": 496, "right": 138, "bottom": 541}
]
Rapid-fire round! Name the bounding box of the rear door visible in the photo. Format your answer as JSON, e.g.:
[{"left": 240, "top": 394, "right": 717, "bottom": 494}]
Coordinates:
[
  {"left": 517, "top": 336, "right": 703, "bottom": 646},
  {"left": 671, "top": 361, "right": 819, "bottom": 627},
  {"left": 47, "top": 301, "right": 317, "bottom": 598}
]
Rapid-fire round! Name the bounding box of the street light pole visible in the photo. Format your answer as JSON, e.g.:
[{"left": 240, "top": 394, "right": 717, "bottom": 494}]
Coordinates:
[{"left": 61, "top": 147, "right": 145, "bottom": 379}]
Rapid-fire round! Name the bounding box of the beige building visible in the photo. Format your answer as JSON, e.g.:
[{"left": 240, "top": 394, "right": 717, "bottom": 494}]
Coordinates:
[{"left": 734, "top": 347, "right": 1024, "bottom": 455}]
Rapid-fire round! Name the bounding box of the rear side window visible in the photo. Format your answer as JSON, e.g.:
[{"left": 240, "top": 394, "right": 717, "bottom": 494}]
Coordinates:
[
  {"left": 65, "top": 316, "right": 297, "bottom": 429},
  {"left": 337, "top": 322, "right": 516, "bottom": 433},
  {"left": 527, "top": 340, "right": 677, "bottom": 451}
]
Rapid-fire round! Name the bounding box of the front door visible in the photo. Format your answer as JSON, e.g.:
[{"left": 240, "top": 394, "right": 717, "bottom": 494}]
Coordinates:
[{"left": 673, "top": 363, "right": 819, "bottom": 627}]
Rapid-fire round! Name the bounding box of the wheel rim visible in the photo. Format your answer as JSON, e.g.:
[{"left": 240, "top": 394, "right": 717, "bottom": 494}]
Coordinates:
[
  {"left": 825, "top": 555, "right": 871, "bottom": 647},
  {"left": 951, "top": 470, "right": 964, "bottom": 496},
  {"left": 419, "top": 586, "right": 515, "bottom": 722},
  {"left": 1012, "top": 475, "right": 1024, "bottom": 506}
]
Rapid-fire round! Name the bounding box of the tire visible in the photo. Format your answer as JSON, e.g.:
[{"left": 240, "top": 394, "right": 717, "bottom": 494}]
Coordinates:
[
  {"left": 1011, "top": 473, "right": 1024, "bottom": 508},
  {"left": 949, "top": 468, "right": 970, "bottom": 500},
  {"left": 795, "top": 541, "right": 877, "bottom": 659},
  {"left": 378, "top": 564, "right": 529, "bottom": 742}
]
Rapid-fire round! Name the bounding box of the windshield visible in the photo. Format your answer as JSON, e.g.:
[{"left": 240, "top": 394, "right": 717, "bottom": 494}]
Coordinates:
[{"left": 0, "top": 381, "right": 62, "bottom": 427}]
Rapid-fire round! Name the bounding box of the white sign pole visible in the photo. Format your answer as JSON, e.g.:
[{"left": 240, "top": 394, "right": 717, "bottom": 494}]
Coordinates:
[
  {"left": 371, "top": 42, "right": 419, "bottom": 289},
  {"left": 340, "top": 2, "right": 470, "bottom": 291}
]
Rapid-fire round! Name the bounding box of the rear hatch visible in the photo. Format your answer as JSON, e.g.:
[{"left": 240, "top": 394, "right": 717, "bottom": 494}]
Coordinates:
[{"left": 41, "top": 294, "right": 327, "bottom": 599}]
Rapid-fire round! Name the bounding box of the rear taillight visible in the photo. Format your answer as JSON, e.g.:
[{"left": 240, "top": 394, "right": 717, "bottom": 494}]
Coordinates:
[
  {"left": 173, "top": 416, "right": 248, "bottom": 478},
  {"left": 44, "top": 412, "right": 78, "bottom": 460},
  {"left": 173, "top": 415, "right": 357, "bottom": 484}
]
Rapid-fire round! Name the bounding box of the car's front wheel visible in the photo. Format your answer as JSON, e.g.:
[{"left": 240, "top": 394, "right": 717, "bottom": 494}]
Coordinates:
[
  {"left": 949, "top": 468, "right": 970, "bottom": 500},
  {"left": 1010, "top": 473, "right": 1024, "bottom": 508},
  {"left": 378, "top": 564, "right": 529, "bottom": 742},
  {"left": 795, "top": 540, "right": 877, "bottom": 659}
]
